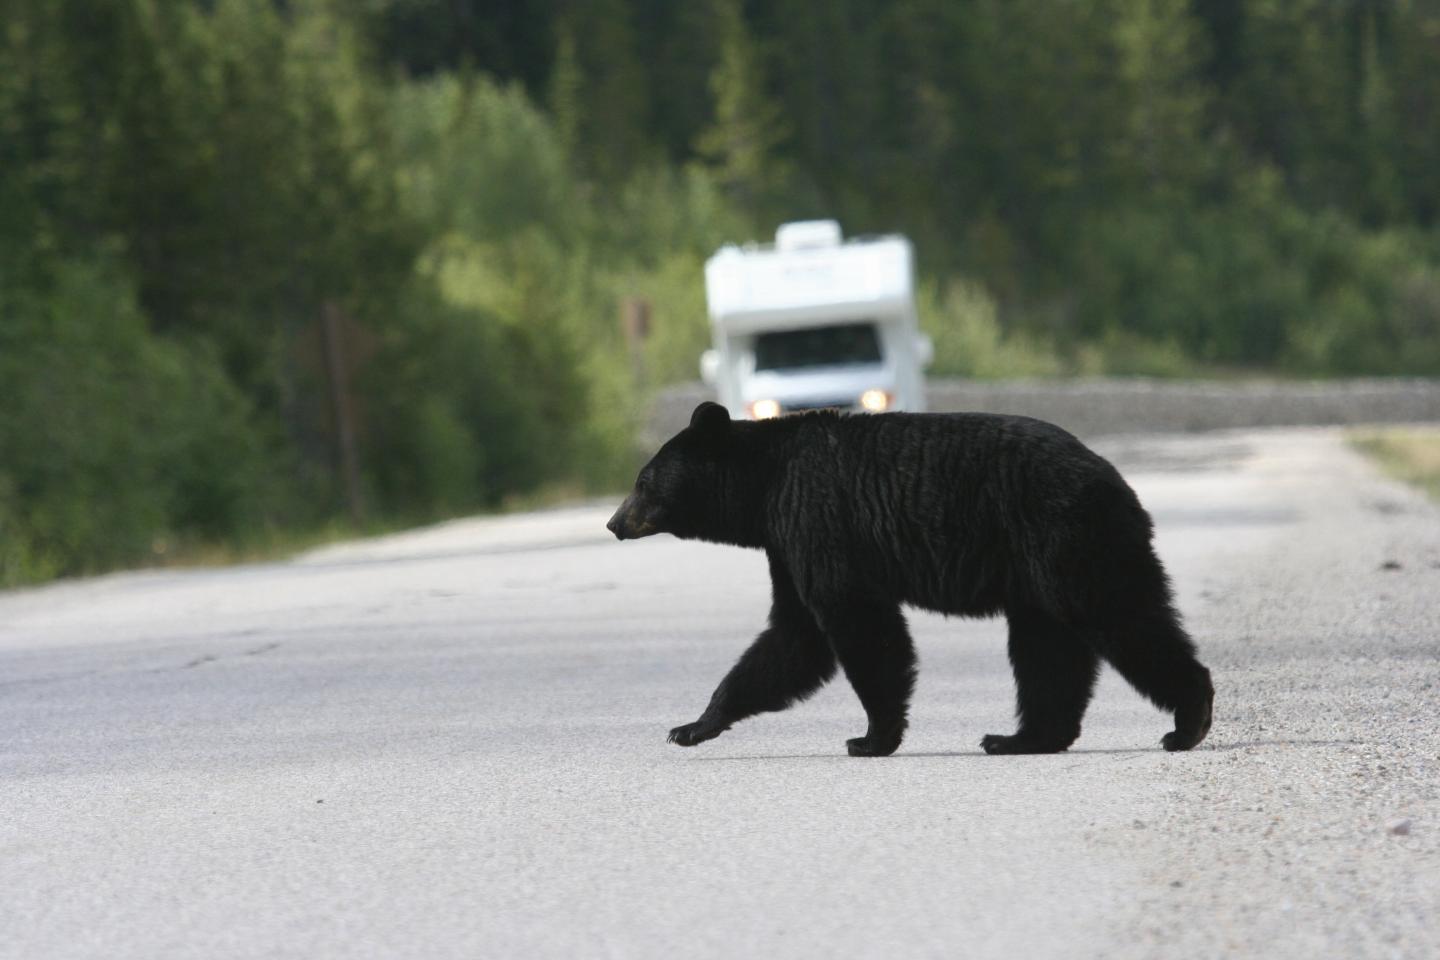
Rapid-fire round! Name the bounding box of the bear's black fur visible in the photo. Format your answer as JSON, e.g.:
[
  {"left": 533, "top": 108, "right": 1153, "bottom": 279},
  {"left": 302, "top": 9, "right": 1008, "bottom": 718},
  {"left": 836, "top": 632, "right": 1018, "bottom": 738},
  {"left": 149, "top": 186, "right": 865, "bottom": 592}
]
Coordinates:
[{"left": 607, "top": 401, "right": 1213, "bottom": 757}]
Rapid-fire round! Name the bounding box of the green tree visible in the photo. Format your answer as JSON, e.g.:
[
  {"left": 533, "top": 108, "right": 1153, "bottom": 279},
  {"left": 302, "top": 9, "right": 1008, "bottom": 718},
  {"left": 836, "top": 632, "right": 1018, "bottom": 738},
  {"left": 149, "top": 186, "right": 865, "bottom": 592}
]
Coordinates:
[
  {"left": 552, "top": 0, "right": 651, "bottom": 182},
  {"left": 1109, "top": 0, "right": 1211, "bottom": 193},
  {"left": 693, "top": 0, "right": 788, "bottom": 215}
]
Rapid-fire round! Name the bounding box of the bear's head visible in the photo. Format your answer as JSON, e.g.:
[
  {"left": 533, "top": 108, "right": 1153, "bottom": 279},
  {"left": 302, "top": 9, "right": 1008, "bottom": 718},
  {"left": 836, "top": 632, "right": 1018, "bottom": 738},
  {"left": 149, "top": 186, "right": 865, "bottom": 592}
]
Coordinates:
[{"left": 607, "top": 401, "right": 742, "bottom": 544}]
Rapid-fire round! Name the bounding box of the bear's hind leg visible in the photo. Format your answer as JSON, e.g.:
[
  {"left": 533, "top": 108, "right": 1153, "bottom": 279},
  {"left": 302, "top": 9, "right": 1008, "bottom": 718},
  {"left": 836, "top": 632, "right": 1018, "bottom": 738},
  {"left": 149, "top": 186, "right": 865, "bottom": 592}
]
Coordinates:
[
  {"left": 982, "top": 605, "right": 1099, "bottom": 755},
  {"left": 818, "top": 600, "right": 917, "bottom": 758},
  {"left": 1092, "top": 606, "right": 1214, "bottom": 752}
]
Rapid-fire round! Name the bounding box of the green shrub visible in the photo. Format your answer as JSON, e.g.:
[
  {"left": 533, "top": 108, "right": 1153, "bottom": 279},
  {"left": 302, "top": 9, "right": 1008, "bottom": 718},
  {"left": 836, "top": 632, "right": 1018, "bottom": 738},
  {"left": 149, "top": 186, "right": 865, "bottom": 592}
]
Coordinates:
[
  {"left": 920, "top": 279, "right": 1062, "bottom": 378},
  {"left": 0, "top": 257, "right": 271, "bottom": 584}
]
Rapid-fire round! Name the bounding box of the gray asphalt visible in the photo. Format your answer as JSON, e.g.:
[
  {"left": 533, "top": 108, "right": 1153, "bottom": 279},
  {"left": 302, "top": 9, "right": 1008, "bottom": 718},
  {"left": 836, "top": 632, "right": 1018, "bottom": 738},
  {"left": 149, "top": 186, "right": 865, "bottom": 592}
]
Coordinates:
[{"left": 1, "top": 428, "right": 1436, "bottom": 959}]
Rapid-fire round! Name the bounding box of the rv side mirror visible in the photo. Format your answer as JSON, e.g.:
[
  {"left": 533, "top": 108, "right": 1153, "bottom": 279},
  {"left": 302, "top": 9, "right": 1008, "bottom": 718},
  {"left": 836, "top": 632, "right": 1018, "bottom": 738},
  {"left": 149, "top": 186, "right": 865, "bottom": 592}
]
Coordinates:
[
  {"left": 700, "top": 349, "right": 720, "bottom": 385},
  {"left": 916, "top": 334, "right": 934, "bottom": 368}
]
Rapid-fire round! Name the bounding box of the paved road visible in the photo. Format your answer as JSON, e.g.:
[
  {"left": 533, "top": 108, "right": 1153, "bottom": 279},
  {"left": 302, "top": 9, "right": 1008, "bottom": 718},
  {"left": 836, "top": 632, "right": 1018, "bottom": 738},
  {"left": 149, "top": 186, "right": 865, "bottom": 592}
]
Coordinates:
[{"left": 2, "top": 428, "right": 1436, "bottom": 959}]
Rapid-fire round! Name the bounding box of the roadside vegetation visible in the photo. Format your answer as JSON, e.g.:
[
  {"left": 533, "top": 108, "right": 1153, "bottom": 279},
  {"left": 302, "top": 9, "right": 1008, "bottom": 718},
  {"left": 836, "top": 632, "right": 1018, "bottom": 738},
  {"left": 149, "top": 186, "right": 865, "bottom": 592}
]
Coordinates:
[
  {"left": 1350, "top": 429, "right": 1440, "bottom": 502},
  {"left": 2, "top": 1, "right": 1439, "bottom": 585}
]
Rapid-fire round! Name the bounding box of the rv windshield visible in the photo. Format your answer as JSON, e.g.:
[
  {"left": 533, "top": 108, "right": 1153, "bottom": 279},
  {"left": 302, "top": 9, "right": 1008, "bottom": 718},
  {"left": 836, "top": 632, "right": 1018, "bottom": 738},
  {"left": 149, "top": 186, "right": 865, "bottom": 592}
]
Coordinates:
[{"left": 753, "top": 323, "right": 882, "bottom": 371}]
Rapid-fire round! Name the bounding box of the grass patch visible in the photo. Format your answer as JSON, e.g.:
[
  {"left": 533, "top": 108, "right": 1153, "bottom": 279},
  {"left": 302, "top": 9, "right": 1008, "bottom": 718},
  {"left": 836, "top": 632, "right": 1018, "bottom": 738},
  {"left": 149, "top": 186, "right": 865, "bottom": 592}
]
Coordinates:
[{"left": 1349, "top": 427, "right": 1440, "bottom": 501}]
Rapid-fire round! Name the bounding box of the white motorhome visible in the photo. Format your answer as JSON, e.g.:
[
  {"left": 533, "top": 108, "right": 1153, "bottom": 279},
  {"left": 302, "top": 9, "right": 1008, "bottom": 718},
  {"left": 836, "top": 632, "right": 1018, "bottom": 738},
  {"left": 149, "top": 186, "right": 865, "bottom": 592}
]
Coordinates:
[{"left": 700, "top": 220, "right": 932, "bottom": 420}]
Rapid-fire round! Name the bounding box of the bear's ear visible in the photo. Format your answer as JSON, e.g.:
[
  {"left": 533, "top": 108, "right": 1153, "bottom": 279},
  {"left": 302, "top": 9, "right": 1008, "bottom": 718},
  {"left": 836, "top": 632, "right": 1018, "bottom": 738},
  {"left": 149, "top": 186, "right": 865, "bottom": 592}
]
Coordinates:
[{"left": 689, "top": 401, "right": 730, "bottom": 432}]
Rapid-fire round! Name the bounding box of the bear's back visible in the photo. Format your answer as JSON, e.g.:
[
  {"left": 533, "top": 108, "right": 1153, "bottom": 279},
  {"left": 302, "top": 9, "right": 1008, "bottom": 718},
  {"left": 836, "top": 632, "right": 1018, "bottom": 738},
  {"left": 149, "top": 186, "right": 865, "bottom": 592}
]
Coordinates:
[
  {"left": 765, "top": 411, "right": 1149, "bottom": 615},
  {"left": 810, "top": 410, "right": 1122, "bottom": 514}
]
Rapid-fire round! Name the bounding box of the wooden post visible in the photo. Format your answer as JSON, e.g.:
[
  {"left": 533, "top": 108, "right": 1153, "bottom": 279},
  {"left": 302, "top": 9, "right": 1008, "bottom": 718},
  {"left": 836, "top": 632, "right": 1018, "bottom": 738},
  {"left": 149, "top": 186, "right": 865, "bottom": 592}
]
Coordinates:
[
  {"left": 320, "top": 301, "right": 365, "bottom": 524},
  {"left": 621, "top": 296, "right": 651, "bottom": 386}
]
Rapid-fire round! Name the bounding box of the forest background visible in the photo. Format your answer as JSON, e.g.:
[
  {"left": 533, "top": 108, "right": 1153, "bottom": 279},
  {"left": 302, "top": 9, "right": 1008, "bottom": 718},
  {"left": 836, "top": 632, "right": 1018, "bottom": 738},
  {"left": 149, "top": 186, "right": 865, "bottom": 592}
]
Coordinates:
[{"left": 3, "top": 0, "right": 1439, "bottom": 584}]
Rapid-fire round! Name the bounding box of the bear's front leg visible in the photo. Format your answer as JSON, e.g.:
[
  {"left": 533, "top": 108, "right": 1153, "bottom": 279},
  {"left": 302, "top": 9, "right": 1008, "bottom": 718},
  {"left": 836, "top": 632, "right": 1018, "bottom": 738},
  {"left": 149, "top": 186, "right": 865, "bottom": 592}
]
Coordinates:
[
  {"left": 819, "top": 599, "right": 917, "bottom": 758},
  {"left": 667, "top": 624, "right": 836, "bottom": 747},
  {"left": 668, "top": 554, "right": 837, "bottom": 748}
]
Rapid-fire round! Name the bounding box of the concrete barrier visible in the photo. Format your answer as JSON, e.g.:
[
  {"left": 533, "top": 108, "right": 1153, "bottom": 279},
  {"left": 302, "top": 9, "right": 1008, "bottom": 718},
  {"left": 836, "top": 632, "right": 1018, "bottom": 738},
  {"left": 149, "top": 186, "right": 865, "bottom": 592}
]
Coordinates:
[{"left": 644, "top": 378, "right": 1440, "bottom": 446}]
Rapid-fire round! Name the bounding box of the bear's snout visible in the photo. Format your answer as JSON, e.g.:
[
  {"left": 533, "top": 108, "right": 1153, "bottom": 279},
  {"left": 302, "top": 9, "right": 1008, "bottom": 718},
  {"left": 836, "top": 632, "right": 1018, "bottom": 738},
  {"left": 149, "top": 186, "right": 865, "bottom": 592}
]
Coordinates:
[
  {"left": 607, "top": 496, "right": 639, "bottom": 540},
  {"left": 608, "top": 495, "right": 659, "bottom": 540},
  {"left": 606, "top": 503, "right": 628, "bottom": 539}
]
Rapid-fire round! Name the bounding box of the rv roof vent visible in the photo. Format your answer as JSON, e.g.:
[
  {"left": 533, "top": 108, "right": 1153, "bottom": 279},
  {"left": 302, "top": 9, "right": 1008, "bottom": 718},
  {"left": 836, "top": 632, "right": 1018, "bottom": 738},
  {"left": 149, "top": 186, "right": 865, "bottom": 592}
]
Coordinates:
[{"left": 775, "top": 220, "right": 842, "bottom": 251}]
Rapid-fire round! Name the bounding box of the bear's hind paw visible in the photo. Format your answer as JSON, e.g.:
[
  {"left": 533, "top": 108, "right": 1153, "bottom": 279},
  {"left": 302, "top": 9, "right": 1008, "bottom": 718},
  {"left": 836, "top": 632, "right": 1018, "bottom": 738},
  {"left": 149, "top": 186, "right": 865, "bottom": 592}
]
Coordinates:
[
  {"left": 980, "top": 732, "right": 1071, "bottom": 755},
  {"left": 1160, "top": 727, "right": 1208, "bottom": 752},
  {"left": 1161, "top": 680, "right": 1214, "bottom": 752}
]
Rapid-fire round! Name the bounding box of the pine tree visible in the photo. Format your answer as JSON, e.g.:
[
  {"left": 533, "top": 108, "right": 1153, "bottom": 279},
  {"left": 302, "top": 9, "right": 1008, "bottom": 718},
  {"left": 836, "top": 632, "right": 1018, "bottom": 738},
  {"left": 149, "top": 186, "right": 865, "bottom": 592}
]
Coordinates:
[
  {"left": 552, "top": 0, "right": 650, "bottom": 183},
  {"left": 549, "top": 23, "right": 583, "bottom": 160},
  {"left": 693, "top": 0, "right": 787, "bottom": 214},
  {"left": 1109, "top": 0, "right": 1211, "bottom": 193}
]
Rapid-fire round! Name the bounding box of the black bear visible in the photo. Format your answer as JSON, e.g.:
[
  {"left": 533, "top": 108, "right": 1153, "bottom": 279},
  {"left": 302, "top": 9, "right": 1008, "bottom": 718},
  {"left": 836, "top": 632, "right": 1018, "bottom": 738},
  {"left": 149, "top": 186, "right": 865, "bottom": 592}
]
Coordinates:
[{"left": 607, "top": 401, "right": 1213, "bottom": 757}]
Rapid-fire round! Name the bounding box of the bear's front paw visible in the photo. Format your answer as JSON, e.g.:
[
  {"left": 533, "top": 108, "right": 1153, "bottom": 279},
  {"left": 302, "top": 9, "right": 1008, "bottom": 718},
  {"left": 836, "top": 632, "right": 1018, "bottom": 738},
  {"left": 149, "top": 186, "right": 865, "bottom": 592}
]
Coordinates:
[
  {"left": 980, "top": 733, "right": 1022, "bottom": 755},
  {"left": 845, "top": 735, "right": 898, "bottom": 757},
  {"left": 667, "top": 719, "right": 728, "bottom": 747},
  {"left": 846, "top": 729, "right": 904, "bottom": 758}
]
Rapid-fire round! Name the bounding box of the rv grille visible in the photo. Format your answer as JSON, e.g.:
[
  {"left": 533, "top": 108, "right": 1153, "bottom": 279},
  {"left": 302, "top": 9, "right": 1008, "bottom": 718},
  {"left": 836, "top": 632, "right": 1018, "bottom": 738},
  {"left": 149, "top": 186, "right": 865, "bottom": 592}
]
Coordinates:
[{"left": 783, "top": 397, "right": 856, "bottom": 413}]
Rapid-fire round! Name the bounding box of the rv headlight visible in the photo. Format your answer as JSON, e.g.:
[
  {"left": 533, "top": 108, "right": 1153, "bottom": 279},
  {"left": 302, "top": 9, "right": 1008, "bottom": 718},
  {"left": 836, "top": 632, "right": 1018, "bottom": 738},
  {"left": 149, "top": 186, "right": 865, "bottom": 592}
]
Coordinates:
[
  {"left": 748, "top": 398, "right": 782, "bottom": 420},
  {"left": 859, "top": 389, "right": 893, "bottom": 412}
]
